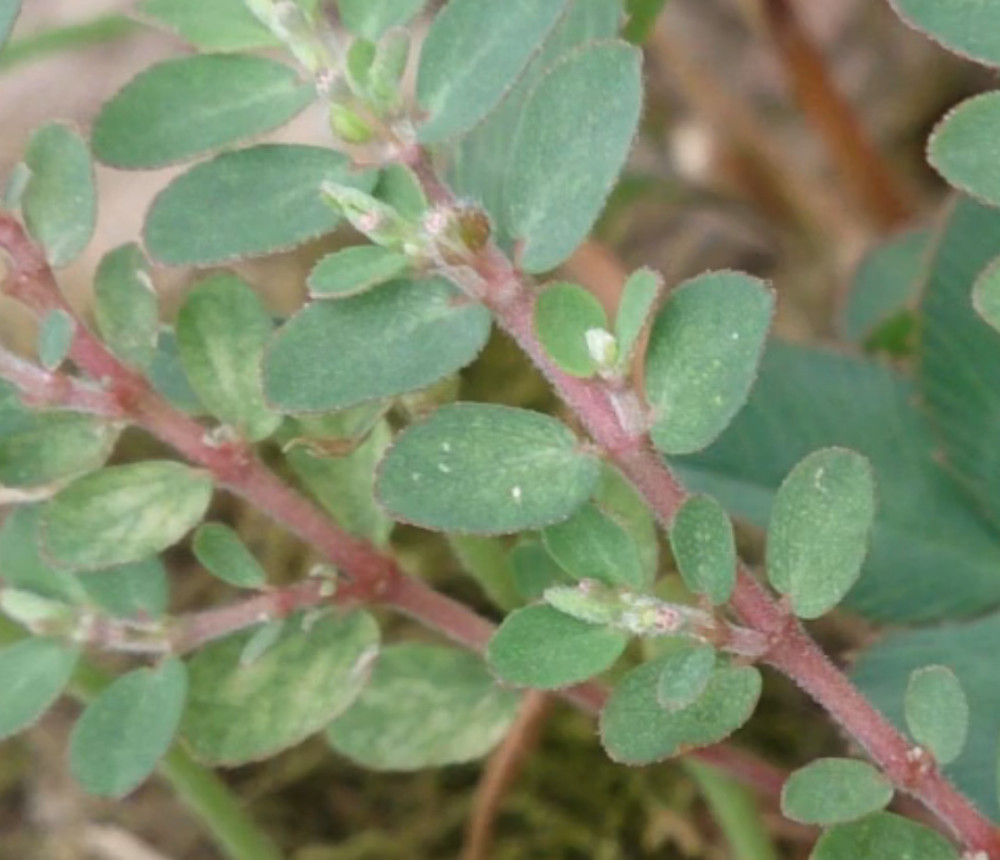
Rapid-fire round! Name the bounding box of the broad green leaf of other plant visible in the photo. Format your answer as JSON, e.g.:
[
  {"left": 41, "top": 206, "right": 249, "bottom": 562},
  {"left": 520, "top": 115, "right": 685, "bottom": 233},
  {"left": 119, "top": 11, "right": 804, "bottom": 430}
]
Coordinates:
[
  {"left": 376, "top": 403, "right": 601, "bottom": 534},
  {"left": 646, "top": 271, "right": 774, "bottom": 455},
  {"left": 328, "top": 643, "right": 521, "bottom": 769},
  {"left": 0, "top": 0, "right": 20, "bottom": 51},
  {"left": 889, "top": 0, "right": 1000, "bottom": 67},
  {"left": 94, "top": 243, "right": 158, "bottom": 370},
  {"left": 780, "top": 758, "right": 892, "bottom": 826},
  {"left": 138, "top": 0, "right": 280, "bottom": 51},
  {"left": 810, "top": 812, "right": 958, "bottom": 860},
  {"left": 0, "top": 637, "right": 78, "bottom": 741},
  {"left": 904, "top": 665, "right": 969, "bottom": 765},
  {"left": 182, "top": 611, "right": 378, "bottom": 765},
  {"left": 929, "top": 93, "right": 1000, "bottom": 207},
  {"left": 92, "top": 55, "right": 314, "bottom": 169},
  {"left": 69, "top": 658, "right": 188, "bottom": 797}
]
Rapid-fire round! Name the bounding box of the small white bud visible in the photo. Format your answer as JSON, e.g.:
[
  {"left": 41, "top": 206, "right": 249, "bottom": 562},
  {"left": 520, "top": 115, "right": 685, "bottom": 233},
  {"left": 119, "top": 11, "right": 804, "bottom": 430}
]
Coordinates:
[{"left": 585, "top": 327, "right": 618, "bottom": 369}]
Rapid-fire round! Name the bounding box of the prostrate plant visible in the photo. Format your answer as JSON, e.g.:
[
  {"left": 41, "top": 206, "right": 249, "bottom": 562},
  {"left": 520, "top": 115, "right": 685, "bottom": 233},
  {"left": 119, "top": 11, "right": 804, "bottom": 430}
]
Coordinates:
[{"left": 0, "top": 1, "right": 998, "bottom": 858}]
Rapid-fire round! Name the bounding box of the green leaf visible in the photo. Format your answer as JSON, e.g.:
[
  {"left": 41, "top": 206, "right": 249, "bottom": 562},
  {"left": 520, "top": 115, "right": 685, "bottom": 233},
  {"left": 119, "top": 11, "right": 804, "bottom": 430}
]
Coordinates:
[
  {"left": 973, "top": 255, "right": 1000, "bottom": 332},
  {"left": 328, "top": 643, "right": 520, "bottom": 769},
  {"left": 600, "top": 657, "right": 761, "bottom": 765},
  {"left": 265, "top": 278, "right": 490, "bottom": 412},
  {"left": 337, "top": 0, "right": 424, "bottom": 40},
  {"left": 145, "top": 144, "right": 376, "bottom": 266},
  {"left": 373, "top": 163, "right": 428, "bottom": 220},
  {"left": 21, "top": 123, "right": 95, "bottom": 266},
  {"left": 0, "top": 0, "right": 20, "bottom": 51},
  {"left": 534, "top": 282, "right": 609, "bottom": 377},
  {"left": 37, "top": 309, "right": 74, "bottom": 371},
  {"left": 509, "top": 538, "right": 570, "bottom": 600},
  {"left": 92, "top": 55, "right": 314, "bottom": 169},
  {"left": 656, "top": 644, "right": 716, "bottom": 711},
  {"left": 615, "top": 267, "right": 662, "bottom": 365},
  {"left": 674, "top": 341, "right": 1000, "bottom": 623},
  {"left": 0, "top": 637, "right": 77, "bottom": 740},
  {"left": 0, "top": 505, "right": 84, "bottom": 602},
  {"left": 840, "top": 229, "right": 928, "bottom": 346},
  {"left": 646, "top": 271, "right": 774, "bottom": 455},
  {"left": 176, "top": 273, "right": 280, "bottom": 442},
  {"left": 929, "top": 93, "right": 1000, "bottom": 206},
  {"left": 904, "top": 666, "right": 969, "bottom": 765},
  {"left": 78, "top": 557, "right": 169, "bottom": 619},
  {"left": 149, "top": 329, "right": 205, "bottom": 414},
  {"left": 0, "top": 381, "right": 117, "bottom": 489},
  {"left": 376, "top": 403, "right": 601, "bottom": 534},
  {"left": 505, "top": 42, "right": 642, "bottom": 273},
  {"left": 94, "top": 243, "right": 158, "bottom": 370},
  {"left": 889, "top": 0, "right": 1000, "bottom": 67},
  {"left": 596, "top": 465, "right": 659, "bottom": 585},
  {"left": 307, "top": 245, "right": 410, "bottom": 298},
  {"left": 766, "top": 449, "right": 876, "bottom": 619},
  {"left": 487, "top": 604, "right": 627, "bottom": 689},
  {"left": 781, "top": 759, "right": 892, "bottom": 826},
  {"left": 810, "top": 812, "right": 958, "bottom": 860},
  {"left": 42, "top": 461, "right": 213, "bottom": 571},
  {"left": 542, "top": 502, "right": 649, "bottom": 588},
  {"left": 182, "top": 611, "right": 378, "bottom": 765},
  {"left": 69, "top": 658, "right": 187, "bottom": 797},
  {"left": 137, "top": 0, "right": 279, "bottom": 51},
  {"left": 669, "top": 494, "right": 735, "bottom": 605},
  {"left": 285, "top": 419, "right": 393, "bottom": 546},
  {"left": 448, "top": 535, "right": 521, "bottom": 610},
  {"left": 918, "top": 197, "right": 1000, "bottom": 526},
  {"left": 193, "top": 524, "right": 267, "bottom": 590},
  {"left": 416, "top": 0, "right": 569, "bottom": 143},
  {"left": 624, "top": 0, "right": 670, "bottom": 44}
]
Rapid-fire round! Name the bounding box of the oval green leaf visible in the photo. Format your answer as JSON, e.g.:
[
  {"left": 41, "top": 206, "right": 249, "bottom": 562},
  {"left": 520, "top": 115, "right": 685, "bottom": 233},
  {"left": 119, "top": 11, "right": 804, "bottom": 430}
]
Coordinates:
[
  {"left": 646, "top": 271, "right": 774, "bottom": 455},
  {"left": 505, "top": 42, "right": 642, "bottom": 273},
  {"left": 328, "top": 643, "right": 521, "bottom": 769},
  {"left": 78, "top": 557, "right": 169, "bottom": 619},
  {"left": 138, "top": 0, "right": 279, "bottom": 51},
  {"left": 656, "top": 644, "right": 716, "bottom": 711},
  {"left": 37, "top": 309, "right": 74, "bottom": 371},
  {"left": 69, "top": 658, "right": 187, "bottom": 797},
  {"left": 669, "top": 494, "right": 736, "bottom": 605},
  {"left": 376, "top": 403, "right": 601, "bottom": 534},
  {"left": 94, "top": 243, "right": 158, "bottom": 370},
  {"left": 766, "top": 448, "right": 876, "bottom": 619},
  {"left": 487, "top": 604, "right": 627, "bottom": 689},
  {"left": 308, "top": 245, "right": 410, "bottom": 298},
  {"left": 22, "top": 122, "right": 95, "bottom": 267},
  {"left": 615, "top": 267, "right": 663, "bottom": 365},
  {"left": 534, "top": 282, "right": 609, "bottom": 377},
  {"left": 811, "top": 811, "right": 958, "bottom": 860},
  {"left": 192, "top": 523, "right": 267, "bottom": 590},
  {"left": 600, "top": 657, "right": 761, "bottom": 765},
  {"left": 145, "top": 144, "right": 376, "bottom": 266},
  {"left": 182, "top": 611, "right": 379, "bottom": 765},
  {"left": 0, "top": 637, "right": 78, "bottom": 740},
  {"left": 41, "top": 461, "right": 214, "bottom": 571},
  {"left": 542, "top": 502, "right": 649, "bottom": 588},
  {"left": 904, "top": 665, "right": 969, "bottom": 765},
  {"left": 889, "top": 0, "right": 1000, "bottom": 67},
  {"left": 929, "top": 93, "right": 1000, "bottom": 207},
  {"left": 177, "top": 273, "right": 280, "bottom": 441},
  {"left": 265, "top": 278, "right": 490, "bottom": 412},
  {"left": 92, "top": 55, "right": 314, "bottom": 169},
  {"left": 781, "top": 758, "right": 893, "bottom": 826}
]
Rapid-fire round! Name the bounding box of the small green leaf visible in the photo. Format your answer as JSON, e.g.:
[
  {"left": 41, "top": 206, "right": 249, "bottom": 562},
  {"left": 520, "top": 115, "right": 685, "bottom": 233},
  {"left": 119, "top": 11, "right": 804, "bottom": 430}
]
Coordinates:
[
  {"left": 376, "top": 403, "right": 601, "bottom": 534},
  {"left": 509, "top": 539, "right": 570, "bottom": 600},
  {"left": 79, "top": 557, "right": 169, "bottom": 619},
  {"left": 145, "top": 144, "right": 376, "bottom": 266},
  {"left": 137, "top": 0, "right": 279, "bottom": 51},
  {"left": 0, "top": 637, "right": 77, "bottom": 740},
  {"left": 42, "top": 462, "right": 214, "bottom": 571},
  {"left": 810, "top": 812, "right": 959, "bottom": 860},
  {"left": 597, "top": 465, "right": 660, "bottom": 585},
  {"left": 193, "top": 524, "right": 267, "bottom": 590},
  {"left": 265, "top": 279, "right": 490, "bottom": 412},
  {"left": 94, "top": 244, "right": 158, "bottom": 370},
  {"left": 92, "top": 55, "right": 314, "bottom": 169},
  {"left": 374, "top": 163, "right": 428, "bottom": 220},
  {"left": 416, "top": 0, "right": 569, "bottom": 143},
  {"left": 328, "top": 643, "right": 521, "bottom": 769},
  {"left": 904, "top": 665, "right": 969, "bottom": 764},
  {"left": 534, "top": 282, "right": 609, "bottom": 377},
  {"left": 0, "top": 505, "right": 84, "bottom": 603},
  {"left": 600, "top": 657, "right": 761, "bottom": 764},
  {"left": 669, "top": 494, "right": 736, "bottom": 605},
  {"left": 307, "top": 246, "right": 410, "bottom": 298},
  {"left": 889, "top": 0, "right": 1000, "bottom": 67},
  {"left": 69, "top": 658, "right": 187, "bottom": 797},
  {"left": 973, "top": 255, "right": 1000, "bottom": 333},
  {"left": 487, "top": 604, "right": 627, "bottom": 689},
  {"left": 176, "top": 273, "right": 280, "bottom": 441},
  {"left": 22, "top": 123, "right": 95, "bottom": 267},
  {"left": 337, "top": 0, "right": 424, "bottom": 40},
  {"left": 656, "top": 644, "right": 716, "bottom": 711},
  {"left": 149, "top": 329, "right": 205, "bottom": 414},
  {"left": 645, "top": 271, "right": 774, "bottom": 455},
  {"left": 506, "top": 42, "right": 643, "bottom": 273},
  {"left": 0, "top": 381, "right": 117, "bottom": 489},
  {"left": 929, "top": 93, "right": 1000, "bottom": 206},
  {"left": 781, "top": 758, "right": 893, "bottom": 826},
  {"left": 0, "top": 0, "right": 21, "bottom": 50},
  {"left": 615, "top": 267, "right": 662, "bottom": 365},
  {"left": 448, "top": 535, "right": 521, "bottom": 610},
  {"left": 37, "top": 309, "right": 74, "bottom": 371},
  {"left": 542, "top": 502, "right": 649, "bottom": 588},
  {"left": 767, "top": 448, "right": 876, "bottom": 619},
  {"left": 182, "top": 611, "right": 379, "bottom": 765}
]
